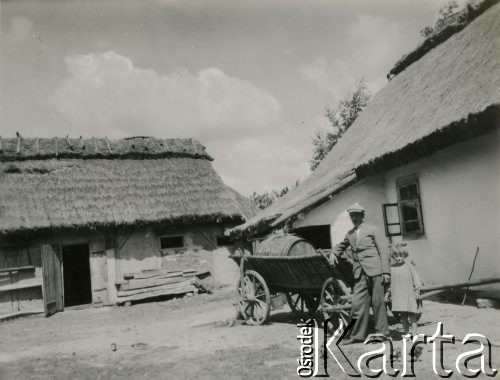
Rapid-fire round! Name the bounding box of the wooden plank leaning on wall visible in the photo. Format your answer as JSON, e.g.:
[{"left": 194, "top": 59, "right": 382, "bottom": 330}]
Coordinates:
[
  {"left": 89, "top": 239, "right": 110, "bottom": 306},
  {"left": 41, "top": 244, "right": 64, "bottom": 317}
]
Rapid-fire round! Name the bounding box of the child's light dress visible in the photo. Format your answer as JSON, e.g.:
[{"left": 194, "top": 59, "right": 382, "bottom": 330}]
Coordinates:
[{"left": 391, "top": 262, "right": 421, "bottom": 313}]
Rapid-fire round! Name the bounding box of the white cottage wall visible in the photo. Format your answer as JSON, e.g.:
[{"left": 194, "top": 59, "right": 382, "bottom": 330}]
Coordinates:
[
  {"left": 384, "top": 130, "right": 500, "bottom": 290},
  {"left": 292, "top": 129, "right": 499, "bottom": 294},
  {"left": 293, "top": 176, "right": 389, "bottom": 247}
]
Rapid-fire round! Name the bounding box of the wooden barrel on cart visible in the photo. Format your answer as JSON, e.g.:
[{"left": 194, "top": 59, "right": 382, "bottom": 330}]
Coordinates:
[{"left": 255, "top": 234, "right": 317, "bottom": 257}]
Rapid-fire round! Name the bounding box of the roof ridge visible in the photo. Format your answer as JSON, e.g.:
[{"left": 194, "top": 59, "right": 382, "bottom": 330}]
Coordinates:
[
  {"left": 387, "top": 0, "right": 499, "bottom": 79},
  {"left": 0, "top": 135, "right": 213, "bottom": 161}
]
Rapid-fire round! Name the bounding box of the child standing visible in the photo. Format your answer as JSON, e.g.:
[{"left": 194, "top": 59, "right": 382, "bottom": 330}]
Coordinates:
[{"left": 389, "top": 243, "right": 422, "bottom": 337}]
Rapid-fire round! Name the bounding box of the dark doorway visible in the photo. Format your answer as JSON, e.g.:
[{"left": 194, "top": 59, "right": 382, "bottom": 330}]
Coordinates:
[
  {"left": 62, "top": 244, "right": 92, "bottom": 307},
  {"left": 292, "top": 225, "right": 332, "bottom": 249}
]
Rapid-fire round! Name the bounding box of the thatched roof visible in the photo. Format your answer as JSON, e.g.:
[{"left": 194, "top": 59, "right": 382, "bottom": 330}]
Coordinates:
[
  {"left": 230, "top": 2, "right": 500, "bottom": 237},
  {"left": 0, "top": 136, "right": 257, "bottom": 235},
  {"left": 0, "top": 135, "right": 211, "bottom": 161},
  {"left": 388, "top": 0, "right": 498, "bottom": 78}
]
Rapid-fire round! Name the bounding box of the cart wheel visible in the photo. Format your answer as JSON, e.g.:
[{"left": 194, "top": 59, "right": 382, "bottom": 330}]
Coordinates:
[
  {"left": 237, "top": 270, "right": 271, "bottom": 325},
  {"left": 320, "top": 278, "right": 350, "bottom": 335},
  {"left": 285, "top": 292, "right": 320, "bottom": 319}
]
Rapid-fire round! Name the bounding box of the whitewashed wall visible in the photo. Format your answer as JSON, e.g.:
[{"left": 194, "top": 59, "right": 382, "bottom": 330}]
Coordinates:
[
  {"left": 292, "top": 129, "right": 499, "bottom": 293},
  {"left": 385, "top": 130, "right": 500, "bottom": 289},
  {"left": 293, "top": 176, "right": 389, "bottom": 247}
]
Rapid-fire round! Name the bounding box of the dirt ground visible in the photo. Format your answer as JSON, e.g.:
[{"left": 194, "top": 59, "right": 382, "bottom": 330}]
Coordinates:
[{"left": 1, "top": 289, "right": 499, "bottom": 379}]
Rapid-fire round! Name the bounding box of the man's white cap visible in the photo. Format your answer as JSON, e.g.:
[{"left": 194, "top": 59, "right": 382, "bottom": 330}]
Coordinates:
[{"left": 347, "top": 202, "right": 365, "bottom": 214}]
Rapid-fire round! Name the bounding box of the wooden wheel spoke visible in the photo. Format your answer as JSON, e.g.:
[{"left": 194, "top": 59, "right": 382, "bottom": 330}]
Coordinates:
[
  {"left": 320, "top": 279, "right": 349, "bottom": 335},
  {"left": 325, "top": 292, "right": 335, "bottom": 302},
  {"left": 256, "top": 299, "right": 267, "bottom": 307},
  {"left": 244, "top": 277, "right": 253, "bottom": 289},
  {"left": 249, "top": 303, "right": 255, "bottom": 318},
  {"left": 254, "top": 286, "right": 261, "bottom": 297},
  {"left": 255, "top": 295, "right": 267, "bottom": 303},
  {"left": 300, "top": 298, "right": 306, "bottom": 311},
  {"left": 254, "top": 301, "right": 264, "bottom": 313},
  {"left": 339, "top": 310, "right": 349, "bottom": 318},
  {"left": 238, "top": 270, "right": 270, "bottom": 325},
  {"left": 329, "top": 286, "right": 338, "bottom": 296},
  {"left": 257, "top": 305, "right": 264, "bottom": 320},
  {"left": 246, "top": 282, "right": 253, "bottom": 294},
  {"left": 254, "top": 291, "right": 266, "bottom": 299},
  {"left": 254, "top": 305, "right": 266, "bottom": 321},
  {"left": 243, "top": 302, "right": 252, "bottom": 313},
  {"left": 287, "top": 292, "right": 319, "bottom": 318},
  {"left": 243, "top": 281, "right": 252, "bottom": 295}
]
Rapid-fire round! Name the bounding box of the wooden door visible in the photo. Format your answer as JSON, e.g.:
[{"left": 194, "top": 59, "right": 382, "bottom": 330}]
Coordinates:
[
  {"left": 106, "top": 248, "right": 118, "bottom": 304},
  {"left": 41, "top": 244, "right": 64, "bottom": 317},
  {"left": 89, "top": 240, "right": 110, "bottom": 306}
]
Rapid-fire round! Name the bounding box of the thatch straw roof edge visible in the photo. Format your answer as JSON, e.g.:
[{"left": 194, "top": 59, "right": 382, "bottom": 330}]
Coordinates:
[
  {"left": 388, "top": 0, "right": 499, "bottom": 78},
  {"left": 0, "top": 136, "right": 213, "bottom": 161}
]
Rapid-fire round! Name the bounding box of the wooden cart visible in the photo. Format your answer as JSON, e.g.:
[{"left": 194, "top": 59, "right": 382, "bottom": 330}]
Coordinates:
[
  {"left": 232, "top": 234, "right": 500, "bottom": 328},
  {"left": 232, "top": 252, "right": 353, "bottom": 328}
]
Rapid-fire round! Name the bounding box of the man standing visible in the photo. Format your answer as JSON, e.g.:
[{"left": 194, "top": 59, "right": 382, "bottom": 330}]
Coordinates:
[{"left": 331, "top": 203, "right": 390, "bottom": 343}]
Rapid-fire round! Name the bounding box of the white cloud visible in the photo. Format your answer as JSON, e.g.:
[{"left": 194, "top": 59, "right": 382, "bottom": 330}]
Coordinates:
[
  {"left": 47, "top": 51, "right": 308, "bottom": 195},
  {"left": 365, "top": 76, "right": 387, "bottom": 96},
  {"left": 348, "top": 14, "right": 404, "bottom": 70},
  {"left": 4, "top": 16, "right": 33, "bottom": 46},
  {"left": 49, "top": 51, "right": 281, "bottom": 139},
  {"left": 301, "top": 14, "right": 405, "bottom": 101},
  {"left": 300, "top": 58, "right": 356, "bottom": 100},
  {"left": 210, "top": 136, "right": 311, "bottom": 195}
]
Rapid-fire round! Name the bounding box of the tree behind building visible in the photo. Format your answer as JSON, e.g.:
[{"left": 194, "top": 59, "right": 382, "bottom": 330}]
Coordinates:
[{"left": 310, "top": 79, "right": 370, "bottom": 171}]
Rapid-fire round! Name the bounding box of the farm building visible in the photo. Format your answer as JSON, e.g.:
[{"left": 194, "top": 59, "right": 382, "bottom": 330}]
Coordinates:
[
  {"left": 0, "top": 136, "right": 256, "bottom": 318},
  {"left": 230, "top": 1, "right": 500, "bottom": 295}
]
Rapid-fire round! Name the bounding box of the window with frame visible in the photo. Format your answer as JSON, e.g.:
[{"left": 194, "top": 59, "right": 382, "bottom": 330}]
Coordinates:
[
  {"left": 382, "top": 175, "right": 425, "bottom": 238},
  {"left": 160, "top": 235, "right": 185, "bottom": 252}
]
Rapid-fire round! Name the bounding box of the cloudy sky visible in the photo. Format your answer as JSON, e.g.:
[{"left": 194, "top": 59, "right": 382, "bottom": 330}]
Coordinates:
[{"left": 1, "top": 0, "right": 457, "bottom": 196}]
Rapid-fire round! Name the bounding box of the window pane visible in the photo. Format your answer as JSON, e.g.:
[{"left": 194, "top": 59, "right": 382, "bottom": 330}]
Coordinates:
[
  {"left": 387, "top": 224, "right": 402, "bottom": 235},
  {"left": 160, "top": 236, "right": 184, "bottom": 249},
  {"left": 405, "top": 220, "right": 421, "bottom": 233},
  {"left": 402, "top": 204, "right": 418, "bottom": 221},
  {"left": 408, "top": 184, "right": 419, "bottom": 199},
  {"left": 383, "top": 203, "right": 402, "bottom": 237},
  {"left": 385, "top": 205, "right": 399, "bottom": 224},
  {"left": 399, "top": 186, "right": 409, "bottom": 200},
  {"left": 397, "top": 177, "right": 424, "bottom": 236}
]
